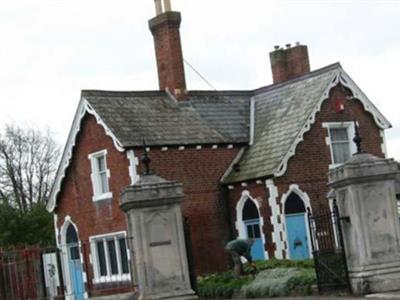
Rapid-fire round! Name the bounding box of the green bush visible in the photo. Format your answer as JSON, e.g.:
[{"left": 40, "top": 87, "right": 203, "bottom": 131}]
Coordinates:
[
  {"left": 197, "top": 271, "right": 252, "bottom": 299},
  {"left": 247, "top": 258, "right": 314, "bottom": 272},
  {"left": 0, "top": 203, "right": 55, "bottom": 247},
  {"left": 241, "top": 267, "right": 316, "bottom": 298},
  {"left": 197, "top": 259, "right": 315, "bottom": 299}
]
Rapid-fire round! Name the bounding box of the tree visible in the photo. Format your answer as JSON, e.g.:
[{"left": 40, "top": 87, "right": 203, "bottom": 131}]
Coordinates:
[
  {"left": 0, "top": 202, "right": 55, "bottom": 247},
  {"left": 0, "top": 125, "right": 60, "bottom": 212}
]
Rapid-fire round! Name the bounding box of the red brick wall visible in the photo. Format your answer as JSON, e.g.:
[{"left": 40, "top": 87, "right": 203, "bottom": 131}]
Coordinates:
[
  {"left": 133, "top": 145, "right": 240, "bottom": 274},
  {"left": 56, "top": 114, "right": 132, "bottom": 295},
  {"left": 227, "top": 84, "right": 384, "bottom": 259},
  {"left": 55, "top": 113, "right": 240, "bottom": 286},
  {"left": 149, "top": 12, "right": 186, "bottom": 99}
]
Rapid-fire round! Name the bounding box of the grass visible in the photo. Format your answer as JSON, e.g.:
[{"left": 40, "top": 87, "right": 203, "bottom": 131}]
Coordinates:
[{"left": 197, "top": 259, "right": 316, "bottom": 299}]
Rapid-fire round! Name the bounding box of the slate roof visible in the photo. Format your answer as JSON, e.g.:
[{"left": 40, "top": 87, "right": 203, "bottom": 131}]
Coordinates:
[
  {"left": 83, "top": 90, "right": 251, "bottom": 147},
  {"left": 81, "top": 63, "right": 390, "bottom": 185},
  {"left": 223, "top": 63, "right": 343, "bottom": 183}
]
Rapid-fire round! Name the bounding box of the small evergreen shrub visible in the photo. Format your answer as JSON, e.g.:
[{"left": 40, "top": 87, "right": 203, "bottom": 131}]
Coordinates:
[
  {"left": 241, "top": 267, "right": 316, "bottom": 298},
  {"left": 197, "top": 271, "right": 252, "bottom": 299},
  {"left": 197, "top": 259, "right": 316, "bottom": 299}
]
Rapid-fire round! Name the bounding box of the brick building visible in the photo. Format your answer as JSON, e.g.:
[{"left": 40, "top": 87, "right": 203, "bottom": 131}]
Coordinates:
[{"left": 47, "top": 1, "right": 391, "bottom": 298}]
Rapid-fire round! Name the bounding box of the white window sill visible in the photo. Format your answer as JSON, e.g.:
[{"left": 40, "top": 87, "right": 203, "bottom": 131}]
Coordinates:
[
  {"left": 92, "top": 274, "right": 130, "bottom": 284},
  {"left": 92, "top": 192, "right": 113, "bottom": 202}
]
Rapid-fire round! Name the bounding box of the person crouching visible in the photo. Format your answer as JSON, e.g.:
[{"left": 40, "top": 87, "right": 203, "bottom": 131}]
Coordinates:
[{"left": 225, "top": 238, "right": 256, "bottom": 277}]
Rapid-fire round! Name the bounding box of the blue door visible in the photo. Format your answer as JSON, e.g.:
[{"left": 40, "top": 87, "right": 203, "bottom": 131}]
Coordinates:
[
  {"left": 286, "top": 213, "right": 309, "bottom": 259},
  {"left": 66, "top": 224, "right": 84, "bottom": 300},
  {"left": 244, "top": 219, "right": 265, "bottom": 261},
  {"left": 68, "top": 244, "right": 84, "bottom": 300}
]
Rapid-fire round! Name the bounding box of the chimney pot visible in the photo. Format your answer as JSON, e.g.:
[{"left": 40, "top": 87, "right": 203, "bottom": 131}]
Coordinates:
[
  {"left": 295, "top": 41, "right": 300, "bottom": 46},
  {"left": 274, "top": 45, "right": 280, "bottom": 50},
  {"left": 286, "top": 43, "right": 291, "bottom": 49},
  {"left": 154, "top": 0, "right": 162, "bottom": 15}
]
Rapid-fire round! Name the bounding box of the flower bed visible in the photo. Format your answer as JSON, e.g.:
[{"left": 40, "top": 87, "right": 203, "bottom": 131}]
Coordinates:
[{"left": 197, "top": 259, "right": 316, "bottom": 299}]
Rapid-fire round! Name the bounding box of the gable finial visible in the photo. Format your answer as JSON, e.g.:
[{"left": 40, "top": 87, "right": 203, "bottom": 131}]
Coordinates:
[
  {"left": 141, "top": 138, "right": 152, "bottom": 175},
  {"left": 154, "top": 0, "right": 172, "bottom": 16},
  {"left": 353, "top": 120, "right": 363, "bottom": 154}
]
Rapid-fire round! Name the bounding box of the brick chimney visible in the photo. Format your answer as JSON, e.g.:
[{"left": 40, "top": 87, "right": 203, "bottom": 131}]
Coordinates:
[
  {"left": 149, "top": 0, "right": 186, "bottom": 100},
  {"left": 269, "top": 43, "right": 310, "bottom": 84}
]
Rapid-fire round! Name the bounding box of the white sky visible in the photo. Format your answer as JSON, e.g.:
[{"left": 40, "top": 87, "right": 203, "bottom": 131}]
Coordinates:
[{"left": 0, "top": 0, "right": 399, "bottom": 160}]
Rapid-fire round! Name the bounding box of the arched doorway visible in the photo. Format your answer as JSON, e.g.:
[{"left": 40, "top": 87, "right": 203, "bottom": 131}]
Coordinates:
[
  {"left": 65, "top": 224, "right": 85, "bottom": 300},
  {"left": 284, "top": 193, "right": 310, "bottom": 259},
  {"left": 242, "top": 199, "right": 265, "bottom": 261}
]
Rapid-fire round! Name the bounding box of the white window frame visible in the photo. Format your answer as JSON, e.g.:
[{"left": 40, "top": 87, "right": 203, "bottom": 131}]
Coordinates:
[
  {"left": 88, "top": 149, "right": 112, "bottom": 202},
  {"left": 323, "top": 122, "right": 356, "bottom": 169},
  {"left": 89, "top": 231, "right": 131, "bottom": 284}
]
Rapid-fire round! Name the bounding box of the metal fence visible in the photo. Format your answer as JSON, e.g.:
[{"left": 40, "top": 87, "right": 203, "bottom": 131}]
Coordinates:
[
  {"left": 0, "top": 239, "right": 135, "bottom": 300},
  {"left": 0, "top": 230, "right": 198, "bottom": 300},
  {"left": 308, "top": 201, "right": 351, "bottom": 294}
]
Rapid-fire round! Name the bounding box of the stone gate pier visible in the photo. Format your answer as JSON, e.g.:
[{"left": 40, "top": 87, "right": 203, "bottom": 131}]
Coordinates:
[
  {"left": 120, "top": 173, "right": 197, "bottom": 300},
  {"left": 329, "top": 153, "right": 400, "bottom": 294}
]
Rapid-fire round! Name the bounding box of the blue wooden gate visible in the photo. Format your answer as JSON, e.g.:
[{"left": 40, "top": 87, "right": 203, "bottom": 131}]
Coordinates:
[
  {"left": 244, "top": 219, "right": 265, "bottom": 261},
  {"left": 286, "top": 213, "right": 309, "bottom": 259}
]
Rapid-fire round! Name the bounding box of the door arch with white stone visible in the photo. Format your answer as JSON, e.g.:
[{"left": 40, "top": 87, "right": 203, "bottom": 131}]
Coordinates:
[{"left": 235, "top": 191, "right": 268, "bottom": 261}]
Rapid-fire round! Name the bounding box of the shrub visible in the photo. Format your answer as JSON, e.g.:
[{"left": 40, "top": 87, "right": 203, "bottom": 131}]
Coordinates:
[
  {"left": 197, "top": 259, "right": 315, "bottom": 299},
  {"left": 197, "top": 271, "right": 252, "bottom": 299},
  {"left": 241, "top": 267, "right": 316, "bottom": 298}
]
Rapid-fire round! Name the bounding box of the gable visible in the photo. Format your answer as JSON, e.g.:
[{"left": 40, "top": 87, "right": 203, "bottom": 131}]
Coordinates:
[
  {"left": 47, "top": 99, "right": 124, "bottom": 212},
  {"left": 223, "top": 64, "right": 391, "bottom": 183}
]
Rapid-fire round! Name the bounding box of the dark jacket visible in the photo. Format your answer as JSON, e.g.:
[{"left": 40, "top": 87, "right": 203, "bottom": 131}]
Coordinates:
[{"left": 225, "top": 238, "right": 254, "bottom": 263}]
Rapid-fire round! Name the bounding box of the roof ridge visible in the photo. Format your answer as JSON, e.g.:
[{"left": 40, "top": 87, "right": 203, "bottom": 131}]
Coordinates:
[
  {"left": 81, "top": 90, "right": 166, "bottom": 97},
  {"left": 81, "top": 63, "right": 341, "bottom": 98},
  {"left": 253, "top": 62, "right": 342, "bottom": 94}
]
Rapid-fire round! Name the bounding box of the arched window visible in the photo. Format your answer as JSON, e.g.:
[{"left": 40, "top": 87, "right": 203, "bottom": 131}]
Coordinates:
[
  {"left": 243, "top": 199, "right": 259, "bottom": 220},
  {"left": 66, "top": 224, "right": 79, "bottom": 260},
  {"left": 285, "top": 193, "right": 306, "bottom": 214}
]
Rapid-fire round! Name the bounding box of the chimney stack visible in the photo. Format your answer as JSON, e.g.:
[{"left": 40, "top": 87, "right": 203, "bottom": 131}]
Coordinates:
[
  {"left": 269, "top": 43, "right": 310, "bottom": 84},
  {"left": 149, "top": 0, "right": 187, "bottom": 100}
]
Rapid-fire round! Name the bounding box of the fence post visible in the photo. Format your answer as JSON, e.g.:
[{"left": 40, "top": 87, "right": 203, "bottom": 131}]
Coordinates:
[
  {"left": 39, "top": 248, "right": 48, "bottom": 299},
  {"left": 307, "top": 207, "right": 315, "bottom": 252},
  {"left": 56, "top": 247, "right": 66, "bottom": 297}
]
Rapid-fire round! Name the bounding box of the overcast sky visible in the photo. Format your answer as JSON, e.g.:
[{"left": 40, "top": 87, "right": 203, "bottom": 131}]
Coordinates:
[{"left": 0, "top": 0, "right": 399, "bottom": 160}]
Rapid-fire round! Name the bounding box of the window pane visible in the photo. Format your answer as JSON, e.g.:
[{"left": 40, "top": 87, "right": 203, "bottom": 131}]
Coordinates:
[
  {"left": 119, "top": 238, "right": 129, "bottom": 274},
  {"left": 253, "top": 225, "right": 261, "bottom": 238},
  {"left": 69, "top": 246, "right": 79, "bottom": 260},
  {"left": 247, "top": 225, "right": 254, "bottom": 238},
  {"left": 332, "top": 142, "right": 350, "bottom": 164},
  {"left": 100, "top": 172, "right": 109, "bottom": 193},
  {"left": 107, "top": 240, "right": 118, "bottom": 275},
  {"left": 97, "top": 241, "right": 107, "bottom": 276},
  {"left": 330, "top": 128, "right": 348, "bottom": 142},
  {"left": 97, "top": 156, "right": 106, "bottom": 172}
]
